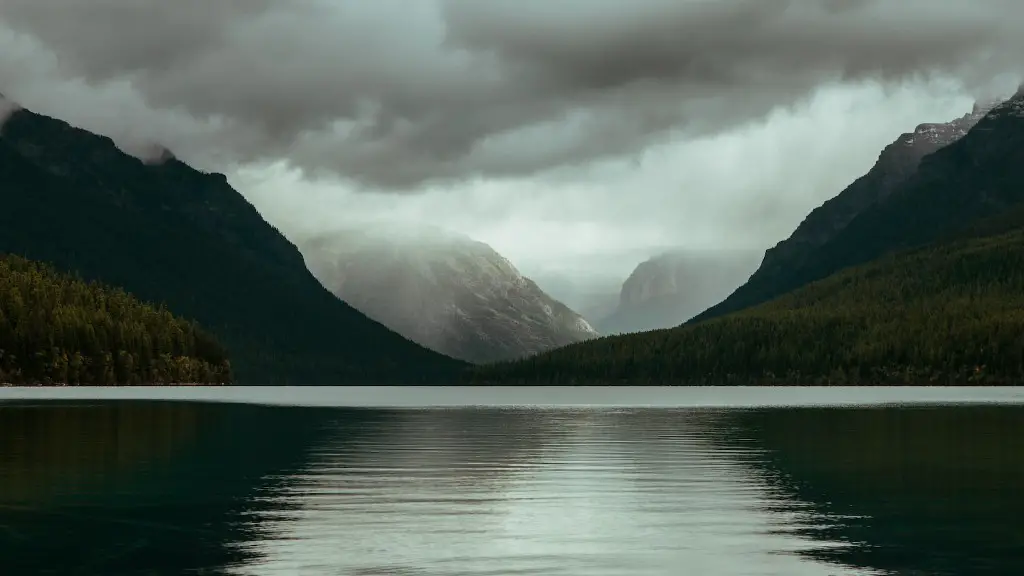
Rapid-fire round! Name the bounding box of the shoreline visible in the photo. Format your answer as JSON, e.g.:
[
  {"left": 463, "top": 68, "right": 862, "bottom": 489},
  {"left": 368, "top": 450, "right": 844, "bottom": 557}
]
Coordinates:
[
  {"left": 0, "top": 383, "right": 226, "bottom": 387},
  {"left": 3, "top": 381, "right": 1021, "bottom": 387}
]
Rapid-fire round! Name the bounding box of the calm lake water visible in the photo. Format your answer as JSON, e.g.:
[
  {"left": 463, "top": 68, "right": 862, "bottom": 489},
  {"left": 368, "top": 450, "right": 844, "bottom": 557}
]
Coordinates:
[{"left": 1, "top": 387, "right": 1022, "bottom": 575}]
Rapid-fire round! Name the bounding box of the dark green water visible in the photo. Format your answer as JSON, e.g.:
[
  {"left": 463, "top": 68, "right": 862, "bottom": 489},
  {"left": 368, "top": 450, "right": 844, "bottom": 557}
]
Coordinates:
[{"left": 0, "top": 397, "right": 1021, "bottom": 575}]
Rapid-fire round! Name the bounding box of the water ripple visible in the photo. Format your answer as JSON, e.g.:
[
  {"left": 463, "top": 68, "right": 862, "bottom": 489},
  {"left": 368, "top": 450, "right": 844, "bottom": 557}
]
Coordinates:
[
  {"left": 230, "top": 410, "right": 866, "bottom": 576},
  {"left": 3, "top": 401, "right": 1020, "bottom": 576}
]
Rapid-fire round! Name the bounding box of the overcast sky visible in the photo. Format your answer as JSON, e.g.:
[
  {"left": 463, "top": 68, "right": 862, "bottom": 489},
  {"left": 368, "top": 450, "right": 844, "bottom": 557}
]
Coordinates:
[{"left": 1, "top": 0, "right": 1022, "bottom": 287}]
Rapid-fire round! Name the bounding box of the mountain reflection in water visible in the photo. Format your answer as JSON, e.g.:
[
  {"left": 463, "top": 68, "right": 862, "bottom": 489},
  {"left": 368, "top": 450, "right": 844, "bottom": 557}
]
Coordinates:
[
  {"left": 718, "top": 406, "right": 1024, "bottom": 575},
  {"left": 0, "top": 400, "right": 1020, "bottom": 575}
]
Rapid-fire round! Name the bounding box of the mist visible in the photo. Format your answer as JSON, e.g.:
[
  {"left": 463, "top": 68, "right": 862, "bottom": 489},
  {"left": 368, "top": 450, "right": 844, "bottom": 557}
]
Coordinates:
[
  {"left": 0, "top": 92, "right": 20, "bottom": 125},
  {"left": 2, "top": 1, "right": 1022, "bottom": 302},
  {"left": 234, "top": 80, "right": 979, "bottom": 286}
]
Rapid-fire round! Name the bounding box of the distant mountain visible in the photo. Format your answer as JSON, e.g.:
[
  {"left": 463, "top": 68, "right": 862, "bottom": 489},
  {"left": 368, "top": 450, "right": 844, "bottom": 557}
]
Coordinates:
[
  {"left": 474, "top": 208, "right": 1024, "bottom": 385},
  {"left": 691, "top": 97, "right": 1004, "bottom": 323},
  {"left": 299, "top": 226, "right": 598, "bottom": 363},
  {"left": 473, "top": 89, "right": 1024, "bottom": 385},
  {"left": 596, "top": 250, "right": 761, "bottom": 335},
  {"left": 0, "top": 100, "right": 463, "bottom": 384}
]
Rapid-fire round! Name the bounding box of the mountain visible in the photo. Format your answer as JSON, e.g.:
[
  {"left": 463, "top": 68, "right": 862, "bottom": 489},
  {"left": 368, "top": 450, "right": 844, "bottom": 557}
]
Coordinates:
[
  {"left": 299, "top": 226, "right": 598, "bottom": 364},
  {"left": 691, "top": 97, "right": 1004, "bottom": 323},
  {"left": 472, "top": 89, "right": 1024, "bottom": 385},
  {"left": 473, "top": 213, "right": 1024, "bottom": 385},
  {"left": 0, "top": 253, "right": 232, "bottom": 385},
  {"left": 0, "top": 99, "right": 464, "bottom": 384},
  {"left": 596, "top": 250, "right": 761, "bottom": 335}
]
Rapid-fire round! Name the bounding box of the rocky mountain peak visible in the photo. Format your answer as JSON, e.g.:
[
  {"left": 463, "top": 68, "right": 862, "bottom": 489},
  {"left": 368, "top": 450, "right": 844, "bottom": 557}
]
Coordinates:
[
  {"left": 755, "top": 100, "right": 998, "bottom": 283},
  {"left": 691, "top": 88, "right": 1024, "bottom": 325},
  {"left": 903, "top": 100, "right": 995, "bottom": 147},
  {"left": 619, "top": 252, "right": 690, "bottom": 307},
  {"left": 983, "top": 88, "right": 1024, "bottom": 119},
  {"left": 597, "top": 250, "right": 761, "bottom": 335},
  {"left": 0, "top": 101, "right": 462, "bottom": 384}
]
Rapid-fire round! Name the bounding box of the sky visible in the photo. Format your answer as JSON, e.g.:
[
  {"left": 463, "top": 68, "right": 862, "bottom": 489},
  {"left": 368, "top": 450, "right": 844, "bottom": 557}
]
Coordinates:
[{"left": 1, "top": 0, "right": 1023, "bottom": 292}]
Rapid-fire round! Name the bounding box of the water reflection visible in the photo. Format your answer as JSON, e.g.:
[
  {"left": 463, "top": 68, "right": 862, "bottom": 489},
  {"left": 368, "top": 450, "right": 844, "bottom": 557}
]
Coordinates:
[
  {"left": 1, "top": 402, "right": 1021, "bottom": 575},
  {"left": 0, "top": 401, "right": 337, "bottom": 575},
  {"left": 243, "top": 409, "right": 853, "bottom": 575},
  {"left": 718, "top": 406, "right": 1024, "bottom": 576},
  {"left": 0, "top": 402, "right": 202, "bottom": 504}
]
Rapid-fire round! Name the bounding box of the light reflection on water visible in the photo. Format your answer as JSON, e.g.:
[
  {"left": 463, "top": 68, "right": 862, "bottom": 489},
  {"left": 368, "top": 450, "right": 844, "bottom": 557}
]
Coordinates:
[
  {"left": 1, "top": 396, "right": 1021, "bottom": 575},
  {"left": 238, "top": 410, "right": 851, "bottom": 576}
]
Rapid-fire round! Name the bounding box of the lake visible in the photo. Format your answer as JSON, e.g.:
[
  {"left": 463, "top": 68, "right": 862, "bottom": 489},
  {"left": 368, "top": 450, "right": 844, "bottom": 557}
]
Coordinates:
[{"left": 1, "top": 387, "right": 1022, "bottom": 575}]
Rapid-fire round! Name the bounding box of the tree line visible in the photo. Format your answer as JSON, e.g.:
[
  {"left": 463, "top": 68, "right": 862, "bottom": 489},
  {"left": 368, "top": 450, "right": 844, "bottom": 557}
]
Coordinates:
[
  {"left": 0, "top": 254, "right": 231, "bottom": 385},
  {"left": 471, "top": 227, "right": 1024, "bottom": 385},
  {"left": 1, "top": 106, "right": 463, "bottom": 385}
]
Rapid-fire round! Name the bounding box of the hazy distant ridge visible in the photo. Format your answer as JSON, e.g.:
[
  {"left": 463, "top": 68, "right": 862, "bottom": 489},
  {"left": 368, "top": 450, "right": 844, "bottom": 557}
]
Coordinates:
[{"left": 300, "top": 225, "right": 598, "bottom": 364}]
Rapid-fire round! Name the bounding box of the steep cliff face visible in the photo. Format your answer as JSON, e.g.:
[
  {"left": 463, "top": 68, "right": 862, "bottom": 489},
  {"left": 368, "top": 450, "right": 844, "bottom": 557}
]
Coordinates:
[
  {"left": 597, "top": 250, "right": 761, "bottom": 335},
  {"left": 301, "top": 227, "right": 598, "bottom": 364}
]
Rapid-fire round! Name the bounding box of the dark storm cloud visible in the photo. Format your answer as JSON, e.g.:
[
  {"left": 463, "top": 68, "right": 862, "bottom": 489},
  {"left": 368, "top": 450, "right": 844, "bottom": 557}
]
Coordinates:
[
  {"left": 0, "top": 0, "right": 1021, "bottom": 189},
  {"left": 0, "top": 0, "right": 275, "bottom": 78}
]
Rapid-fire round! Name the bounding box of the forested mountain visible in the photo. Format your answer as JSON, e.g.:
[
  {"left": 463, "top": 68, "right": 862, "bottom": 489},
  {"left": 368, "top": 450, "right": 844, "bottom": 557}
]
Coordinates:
[
  {"left": 0, "top": 254, "right": 230, "bottom": 385},
  {"left": 0, "top": 101, "right": 464, "bottom": 384},
  {"left": 473, "top": 90, "right": 1024, "bottom": 385},
  {"left": 472, "top": 216, "right": 1024, "bottom": 385},
  {"left": 691, "top": 93, "right": 1019, "bottom": 323},
  {"left": 596, "top": 250, "right": 761, "bottom": 335},
  {"left": 300, "top": 226, "right": 598, "bottom": 363}
]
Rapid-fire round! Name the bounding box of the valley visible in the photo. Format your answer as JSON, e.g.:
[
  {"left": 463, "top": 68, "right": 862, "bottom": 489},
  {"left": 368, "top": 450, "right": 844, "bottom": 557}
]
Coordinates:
[{"left": 3, "top": 87, "right": 1024, "bottom": 386}]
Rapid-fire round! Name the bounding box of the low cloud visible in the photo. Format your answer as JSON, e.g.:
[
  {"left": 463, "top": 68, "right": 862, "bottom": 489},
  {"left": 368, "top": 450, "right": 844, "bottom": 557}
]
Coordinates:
[
  {"left": 0, "top": 91, "right": 20, "bottom": 125},
  {"left": 1, "top": 0, "right": 1021, "bottom": 189},
  {"left": 236, "top": 80, "right": 975, "bottom": 280},
  {"left": 1, "top": 1, "right": 1020, "bottom": 295}
]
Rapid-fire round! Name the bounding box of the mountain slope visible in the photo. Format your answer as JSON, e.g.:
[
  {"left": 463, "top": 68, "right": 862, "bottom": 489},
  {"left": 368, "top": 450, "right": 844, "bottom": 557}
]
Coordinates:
[
  {"left": 597, "top": 250, "right": 761, "bottom": 335},
  {"left": 0, "top": 253, "right": 231, "bottom": 385},
  {"left": 300, "top": 227, "right": 598, "bottom": 363},
  {"left": 0, "top": 102, "right": 464, "bottom": 384},
  {"left": 473, "top": 216, "right": 1024, "bottom": 385},
  {"left": 474, "top": 91, "right": 1024, "bottom": 385},
  {"left": 692, "top": 97, "right": 1008, "bottom": 323}
]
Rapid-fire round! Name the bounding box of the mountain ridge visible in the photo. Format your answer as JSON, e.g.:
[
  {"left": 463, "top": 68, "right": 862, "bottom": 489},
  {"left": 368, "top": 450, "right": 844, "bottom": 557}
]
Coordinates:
[
  {"left": 471, "top": 89, "right": 1024, "bottom": 384},
  {"left": 596, "top": 249, "right": 761, "bottom": 335},
  {"left": 300, "top": 226, "right": 598, "bottom": 364},
  {"left": 691, "top": 92, "right": 1020, "bottom": 324},
  {"left": 0, "top": 101, "right": 465, "bottom": 384},
  {"left": 474, "top": 211, "right": 1024, "bottom": 385}
]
